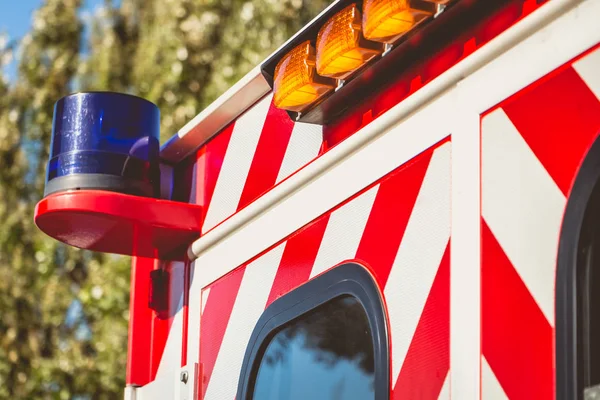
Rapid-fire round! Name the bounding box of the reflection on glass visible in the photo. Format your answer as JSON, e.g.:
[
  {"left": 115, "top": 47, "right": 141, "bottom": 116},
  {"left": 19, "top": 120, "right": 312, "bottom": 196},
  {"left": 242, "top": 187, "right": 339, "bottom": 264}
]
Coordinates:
[{"left": 252, "top": 296, "right": 375, "bottom": 400}]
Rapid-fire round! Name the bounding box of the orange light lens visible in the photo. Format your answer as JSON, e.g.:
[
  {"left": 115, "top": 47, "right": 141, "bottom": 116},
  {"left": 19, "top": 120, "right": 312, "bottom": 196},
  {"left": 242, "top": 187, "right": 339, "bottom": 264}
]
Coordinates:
[
  {"left": 273, "top": 41, "right": 335, "bottom": 112},
  {"left": 316, "top": 4, "right": 382, "bottom": 79},
  {"left": 363, "top": 0, "right": 436, "bottom": 43}
]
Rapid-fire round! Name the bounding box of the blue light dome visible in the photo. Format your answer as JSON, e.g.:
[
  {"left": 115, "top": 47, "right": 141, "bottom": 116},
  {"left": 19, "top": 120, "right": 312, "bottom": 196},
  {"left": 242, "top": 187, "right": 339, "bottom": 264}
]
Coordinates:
[{"left": 45, "top": 92, "right": 160, "bottom": 197}]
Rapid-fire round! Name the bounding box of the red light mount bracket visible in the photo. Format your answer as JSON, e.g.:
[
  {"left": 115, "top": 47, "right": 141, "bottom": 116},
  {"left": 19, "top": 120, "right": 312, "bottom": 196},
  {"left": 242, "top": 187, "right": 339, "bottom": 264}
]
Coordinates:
[{"left": 34, "top": 190, "right": 202, "bottom": 261}]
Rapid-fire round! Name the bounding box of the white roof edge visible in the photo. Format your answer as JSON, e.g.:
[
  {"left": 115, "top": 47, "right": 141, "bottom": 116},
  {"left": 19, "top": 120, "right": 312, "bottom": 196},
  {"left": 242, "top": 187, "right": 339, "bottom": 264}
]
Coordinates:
[{"left": 159, "top": 66, "right": 271, "bottom": 163}]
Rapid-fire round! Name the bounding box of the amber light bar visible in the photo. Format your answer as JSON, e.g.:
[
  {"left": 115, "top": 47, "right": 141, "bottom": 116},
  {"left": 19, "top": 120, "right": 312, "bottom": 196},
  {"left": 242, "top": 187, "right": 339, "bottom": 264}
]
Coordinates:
[{"left": 268, "top": 0, "right": 457, "bottom": 116}]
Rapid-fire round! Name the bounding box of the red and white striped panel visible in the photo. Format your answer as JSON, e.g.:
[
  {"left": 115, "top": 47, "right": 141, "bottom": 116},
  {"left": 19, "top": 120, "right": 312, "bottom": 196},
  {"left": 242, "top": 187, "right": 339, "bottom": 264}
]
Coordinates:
[
  {"left": 481, "top": 45, "right": 600, "bottom": 399},
  {"left": 189, "top": 93, "right": 323, "bottom": 233},
  {"left": 198, "top": 140, "right": 451, "bottom": 400},
  {"left": 127, "top": 260, "right": 188, "bottom": 397}
]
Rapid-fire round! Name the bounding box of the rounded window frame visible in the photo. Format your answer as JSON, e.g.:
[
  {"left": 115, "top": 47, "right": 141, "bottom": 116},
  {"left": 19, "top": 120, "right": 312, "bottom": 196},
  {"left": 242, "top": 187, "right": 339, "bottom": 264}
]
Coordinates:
[
  {"left": 556, "top": 132, "right": 600, "bottom": 399},
  {"left": 236, "top": 262, "right": 390, "bottom": 399}
]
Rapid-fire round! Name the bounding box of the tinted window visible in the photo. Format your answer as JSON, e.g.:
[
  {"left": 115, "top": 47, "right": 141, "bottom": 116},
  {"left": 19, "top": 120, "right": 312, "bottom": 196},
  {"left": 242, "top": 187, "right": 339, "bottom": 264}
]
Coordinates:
[{"left": 251, "top": 296, "right": 375, "bottom": 400}]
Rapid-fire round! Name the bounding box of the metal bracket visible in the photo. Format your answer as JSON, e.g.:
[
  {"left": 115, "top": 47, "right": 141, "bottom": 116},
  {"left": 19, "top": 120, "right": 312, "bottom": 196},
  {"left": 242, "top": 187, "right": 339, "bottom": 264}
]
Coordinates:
[
  {"left": 124, "top": 385, "right": 138, "bottom": 400},
  {"left": 434, "top": 3, "right": 447, "bottom": 18},
  {"left": 382, "top": 43, "right": 394, "bottom": 56}
]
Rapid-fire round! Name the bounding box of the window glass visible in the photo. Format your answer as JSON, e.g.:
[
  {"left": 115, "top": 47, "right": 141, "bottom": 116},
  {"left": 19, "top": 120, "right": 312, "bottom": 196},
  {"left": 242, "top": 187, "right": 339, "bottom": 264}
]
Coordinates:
[{"left": 252, "top": 296, "right": 375, "bottom": 400}]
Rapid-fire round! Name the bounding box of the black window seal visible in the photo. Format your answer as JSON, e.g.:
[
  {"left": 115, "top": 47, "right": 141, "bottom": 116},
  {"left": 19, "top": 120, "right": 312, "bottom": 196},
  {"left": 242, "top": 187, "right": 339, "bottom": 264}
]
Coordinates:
[
  {"left": 236, "top": 262, "right": 390, "bottom": 400},
  {"left": 556, "top": 133, "right": 600, "bottom": 400}
]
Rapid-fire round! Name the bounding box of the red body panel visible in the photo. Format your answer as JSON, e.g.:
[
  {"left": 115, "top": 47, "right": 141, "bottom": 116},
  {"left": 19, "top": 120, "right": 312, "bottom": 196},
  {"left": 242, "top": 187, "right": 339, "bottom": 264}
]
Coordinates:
[
  {"left": 500, "top": 63, "right": 600, "bottom": 195},
  {"left": 479, "top": 43, "right": 600, "bottom": 398},
  {"left": 394, "top": 245, "right": 449, "bottom": 400},
  {"left": 191, "top": 124, "right": 234, "bottom": 212},
  {"left": 237, "top": 103, "right": 296, "bottom": 211},
  {"left": 199, "top": 140, "right": 451, "bottom": 399},
  {"left": 481, "top": 223, "right": 554, "bottom": 400},
  {"left": 199, "top": 267, "right": 244, "bottom": 395}
]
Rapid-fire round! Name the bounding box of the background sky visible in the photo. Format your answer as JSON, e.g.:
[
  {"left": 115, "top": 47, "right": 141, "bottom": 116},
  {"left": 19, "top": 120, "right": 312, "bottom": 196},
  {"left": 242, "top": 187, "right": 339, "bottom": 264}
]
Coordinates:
[
  {"left": 0, "top": 0, "right": 105, "bottom": 81},
  {"left": 0, "top": 0, "right": 42, "bottom": 41}
]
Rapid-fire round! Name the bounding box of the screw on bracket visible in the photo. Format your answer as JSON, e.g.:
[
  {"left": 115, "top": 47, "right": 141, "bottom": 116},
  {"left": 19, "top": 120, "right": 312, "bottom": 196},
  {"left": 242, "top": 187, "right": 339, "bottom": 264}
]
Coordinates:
[{"left": 180, "top": 370, "right": 189, "bottom": 384}]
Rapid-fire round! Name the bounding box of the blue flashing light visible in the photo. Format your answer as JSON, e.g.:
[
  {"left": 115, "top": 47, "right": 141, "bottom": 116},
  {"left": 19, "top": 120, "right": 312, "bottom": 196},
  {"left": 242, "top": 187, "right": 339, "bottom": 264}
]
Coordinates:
[{"left": 45, "top": 92, "right": 160, "bottom": 197}]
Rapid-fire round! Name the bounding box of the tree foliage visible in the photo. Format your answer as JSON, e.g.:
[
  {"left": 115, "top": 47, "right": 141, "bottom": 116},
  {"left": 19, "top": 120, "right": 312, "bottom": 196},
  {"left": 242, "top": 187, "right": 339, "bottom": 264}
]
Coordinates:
[{"left": 0, "top": 0, "right": 330, "bottom": 398}]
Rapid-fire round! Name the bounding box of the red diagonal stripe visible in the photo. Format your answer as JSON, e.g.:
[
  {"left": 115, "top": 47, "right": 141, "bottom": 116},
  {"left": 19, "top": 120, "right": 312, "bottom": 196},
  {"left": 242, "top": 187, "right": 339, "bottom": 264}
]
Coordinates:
[
  {"left": 195, "top": 123, "right": 235, "bottom": 210},
  {"left": 199, "top": 266, "right": 245, "bottom": 397},
  {"left": 481, "top": 221, "right": 553, "bottom": 400},
  {"left": 266, "top": 215, "right": 330, "bottom": 307},
  {"left": 356, "top": 148, "right": 433, "bottom": 287},
  {"left": 392, "top": 242, "right": 450, "bottom": 400},
  {"left": 237, "top": 103, "right": 295, "bottom": 211},
  {"left": 501, "top": 66, "right": 600, "bottom": 195}
]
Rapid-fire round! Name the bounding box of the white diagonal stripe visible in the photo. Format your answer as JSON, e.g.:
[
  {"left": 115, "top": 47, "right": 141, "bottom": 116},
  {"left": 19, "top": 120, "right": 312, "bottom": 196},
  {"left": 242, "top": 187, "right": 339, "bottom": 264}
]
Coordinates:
[
  {"left": 201, "top": 287, "right": 210, "bottom": 315},
  {"left": 202, "top": 94, "right": 273, "bottom": 232},
  {"left": 438, "top": 371, "right": 450, "bottom": 400},
  {"left": 204, "top": 242, "right": 285, "bottom": 400},
  {"left": 482, "top": 356, "right": 508, "bottom": 400},
  {"left": 573, "top": 47, "right": 600, "bottom": 101},
  {"left": 155, "top": 310, "right": 183, "bottom": 378},
  {"left": 385, "top": 143, "right": 451, "bottom": 381},
  {"left": 276, "top": 122, "right": 323, "bottom": 184},
  {"left": 481, "top": 109, "right": 564, "bottom": 326},
  {"left": 309, "top": 185, "right": 379, "bottom": 278}
]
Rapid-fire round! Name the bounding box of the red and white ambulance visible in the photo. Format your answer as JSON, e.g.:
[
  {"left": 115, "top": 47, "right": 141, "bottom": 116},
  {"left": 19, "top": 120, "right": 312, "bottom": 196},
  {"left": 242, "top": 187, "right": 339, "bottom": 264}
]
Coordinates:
[{"left": 34, "top": 0, "right": 600, "bottom": 398}]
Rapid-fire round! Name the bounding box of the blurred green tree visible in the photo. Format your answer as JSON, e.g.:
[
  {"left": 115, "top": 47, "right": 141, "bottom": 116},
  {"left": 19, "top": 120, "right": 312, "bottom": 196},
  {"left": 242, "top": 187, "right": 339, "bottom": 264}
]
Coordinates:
[{"left": 0, "top": 0, "right": 330, "bottom": 398}]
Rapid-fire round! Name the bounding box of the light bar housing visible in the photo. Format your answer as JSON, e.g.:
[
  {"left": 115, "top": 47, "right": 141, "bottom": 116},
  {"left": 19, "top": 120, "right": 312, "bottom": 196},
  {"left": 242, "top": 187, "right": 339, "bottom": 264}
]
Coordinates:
[{"left": 261, "top": 0, "right": 510, "bottom": 124}]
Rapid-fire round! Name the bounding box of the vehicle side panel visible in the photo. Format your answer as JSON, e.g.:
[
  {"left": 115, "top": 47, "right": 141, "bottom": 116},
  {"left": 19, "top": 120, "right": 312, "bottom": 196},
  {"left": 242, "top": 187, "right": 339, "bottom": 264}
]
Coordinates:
[
  {"left": 480, "top": 43, "right": 600, "bottom": 398},
  {"left": 198, "top": 139, "right": 451, "bottom": 399}
]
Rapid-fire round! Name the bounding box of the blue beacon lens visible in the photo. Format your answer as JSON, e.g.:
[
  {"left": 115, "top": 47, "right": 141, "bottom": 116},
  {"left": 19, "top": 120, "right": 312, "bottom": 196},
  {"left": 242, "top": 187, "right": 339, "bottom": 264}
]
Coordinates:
[{"left": 45, "top": 92, "right": 160, "bottom": 197}]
